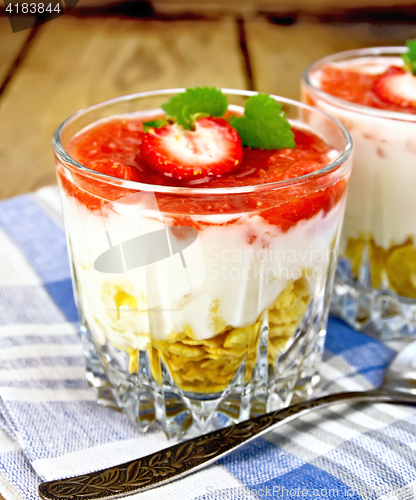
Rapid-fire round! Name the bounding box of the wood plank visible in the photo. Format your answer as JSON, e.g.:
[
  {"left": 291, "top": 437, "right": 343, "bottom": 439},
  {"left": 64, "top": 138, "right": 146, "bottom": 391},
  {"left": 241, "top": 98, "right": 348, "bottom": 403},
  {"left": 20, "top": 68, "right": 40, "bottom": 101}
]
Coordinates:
[
  {"left": 0, "top": 16, "right": 245, "bottom": 200},
  {"left": 7, "top": 0, "right": 415, "bottom": 11},
  {"left": 246, "top": 20, "right": 416, "bottom": 101},
  {"left": 3, "top": 0, "right": 416, "bottom": 16},
  {"left": 0, "top": 17, "right": 29, "bottom": 86},
  {"left": 152, "top": 0, "right": 416, "bottom": 15}
]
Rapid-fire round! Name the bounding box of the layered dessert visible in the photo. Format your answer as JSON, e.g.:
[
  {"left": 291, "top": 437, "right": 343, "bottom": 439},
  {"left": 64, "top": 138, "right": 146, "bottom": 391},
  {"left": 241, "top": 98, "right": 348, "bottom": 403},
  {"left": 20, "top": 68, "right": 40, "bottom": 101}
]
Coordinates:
[
  {"left": 303, "top": 43, "right": 416, "bottom": 334},
  {"left": 54, "top": 89, "right": 351, "bottom": 434}
]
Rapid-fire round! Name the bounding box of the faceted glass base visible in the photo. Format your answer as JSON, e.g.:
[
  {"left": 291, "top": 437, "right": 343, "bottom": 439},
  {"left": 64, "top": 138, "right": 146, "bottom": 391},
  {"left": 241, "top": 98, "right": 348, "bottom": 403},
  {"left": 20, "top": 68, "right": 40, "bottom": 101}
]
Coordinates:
[
  {"left": 79, "top": 309, "right": 326, "bottom": 440},
  {"left": 331, "top": 260, "right": 416, "bottom": 339}
]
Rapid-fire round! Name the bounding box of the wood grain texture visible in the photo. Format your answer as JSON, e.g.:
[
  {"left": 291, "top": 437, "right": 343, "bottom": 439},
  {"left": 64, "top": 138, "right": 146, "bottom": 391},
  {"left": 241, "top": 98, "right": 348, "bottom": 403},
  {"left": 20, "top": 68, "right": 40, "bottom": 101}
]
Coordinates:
[
  {"left": 152, "top": 0, "right": 416, "bottom": 15},
  {"left": 246, "top": 20, "right": 416, "bottom": 100},
  {"left": 0, "top": 18, "right": 29, "bottom": 85},
  {"left": 0, "top": 16, "right": 245, "bottom": 200}
]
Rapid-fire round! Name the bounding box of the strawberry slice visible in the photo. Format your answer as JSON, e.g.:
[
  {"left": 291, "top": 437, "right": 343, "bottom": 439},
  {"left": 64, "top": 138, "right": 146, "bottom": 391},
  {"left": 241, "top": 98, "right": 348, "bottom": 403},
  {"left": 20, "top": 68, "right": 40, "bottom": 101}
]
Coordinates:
[
  {"left": 86, "top": 159, "right": 141, "bottom": 182},
  {"left": 373, "top": 66, "right": 416, "bottom": 108},
  {"left": 141, "top": 117, "right": 243, "bottom": 180}
]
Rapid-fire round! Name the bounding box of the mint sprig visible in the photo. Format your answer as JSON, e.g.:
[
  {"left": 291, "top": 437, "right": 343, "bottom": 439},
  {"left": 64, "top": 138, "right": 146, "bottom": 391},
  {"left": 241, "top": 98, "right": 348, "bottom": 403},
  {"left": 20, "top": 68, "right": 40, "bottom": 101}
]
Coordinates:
[
  {"left": 230, "top": 94, "right": 295, "bottom": 150},
  {"left": 402, "top": 39, "right": 416, "bottom": 76},
  {"left": 162, "top": 87, "right": 228, "bottom": 130},
  {"left": 146, "top": 87, "right": 295, "bottom": 150}
]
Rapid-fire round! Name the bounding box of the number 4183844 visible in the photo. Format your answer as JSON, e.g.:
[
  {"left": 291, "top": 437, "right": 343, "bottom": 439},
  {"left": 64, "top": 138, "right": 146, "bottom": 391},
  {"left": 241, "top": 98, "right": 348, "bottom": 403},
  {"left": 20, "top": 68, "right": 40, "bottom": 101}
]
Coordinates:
[{"left": 6, "top": 3, "right": 61, "bottom": 14}]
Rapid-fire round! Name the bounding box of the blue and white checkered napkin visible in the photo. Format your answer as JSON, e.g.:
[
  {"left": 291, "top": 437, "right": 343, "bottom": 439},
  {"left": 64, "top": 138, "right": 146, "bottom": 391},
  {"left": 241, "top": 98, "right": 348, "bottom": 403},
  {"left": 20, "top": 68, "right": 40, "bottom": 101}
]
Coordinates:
[{"left": 1, "top": 187, "right": 416, "bottom": 500}]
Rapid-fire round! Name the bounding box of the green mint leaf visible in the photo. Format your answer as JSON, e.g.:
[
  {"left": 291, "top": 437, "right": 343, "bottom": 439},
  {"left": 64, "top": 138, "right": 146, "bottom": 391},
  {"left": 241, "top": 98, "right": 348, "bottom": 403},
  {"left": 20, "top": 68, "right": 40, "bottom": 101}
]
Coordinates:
[
  {"left": 162, "top": 87, "right": 228, "bottom": 130},
  {"left": 402, "top": 39, "right": 416, "bottom": 76},
  {"left": 230, "top": 94, "right": 295, "bottom": 150},
  {"left": 143, "top": 118, "right": 170, "bottom": 132}
]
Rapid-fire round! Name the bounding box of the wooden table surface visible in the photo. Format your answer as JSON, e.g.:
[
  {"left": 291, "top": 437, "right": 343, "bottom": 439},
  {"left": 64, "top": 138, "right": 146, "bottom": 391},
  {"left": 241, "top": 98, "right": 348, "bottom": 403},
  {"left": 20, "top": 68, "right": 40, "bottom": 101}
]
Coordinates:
[
  {"left": 1, "top": 13, "right": 415, "bottom": 201},
  {"left": 0, "top": 10, "right": 415, "bottom": 500}
]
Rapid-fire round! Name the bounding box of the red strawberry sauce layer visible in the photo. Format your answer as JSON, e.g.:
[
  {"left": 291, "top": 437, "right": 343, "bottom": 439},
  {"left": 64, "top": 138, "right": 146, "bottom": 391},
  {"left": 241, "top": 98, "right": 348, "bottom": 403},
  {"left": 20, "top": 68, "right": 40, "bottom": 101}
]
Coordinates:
[
  {"left": 318, "top": 65, "right": 416, "bottom": 114},
  {"left": 60, "top": 117, "right": 347, "bottom": 232}
]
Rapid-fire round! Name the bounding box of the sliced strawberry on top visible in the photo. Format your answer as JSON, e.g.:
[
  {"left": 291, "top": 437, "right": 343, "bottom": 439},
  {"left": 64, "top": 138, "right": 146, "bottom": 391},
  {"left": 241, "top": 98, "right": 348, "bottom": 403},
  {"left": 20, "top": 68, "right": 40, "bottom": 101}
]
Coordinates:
[
  {"left": 86, "top": 158, "right": 141, "bottom": 182},
  {"left": 141, "top": 117, "right": 243, "bottom": 180},
  {"left": 373, "top": 66, "right": 416, "bottom": 109}
]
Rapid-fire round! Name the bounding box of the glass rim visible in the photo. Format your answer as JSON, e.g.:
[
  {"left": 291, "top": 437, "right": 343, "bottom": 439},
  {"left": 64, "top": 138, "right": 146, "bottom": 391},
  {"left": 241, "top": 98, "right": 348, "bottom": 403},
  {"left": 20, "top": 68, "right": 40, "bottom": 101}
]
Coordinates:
[
  {"left": 302, "top": 46, "right": 416, "bottom": 123},
  {"left": 52, "top": 88, "right": 353, "bottom": 196}
]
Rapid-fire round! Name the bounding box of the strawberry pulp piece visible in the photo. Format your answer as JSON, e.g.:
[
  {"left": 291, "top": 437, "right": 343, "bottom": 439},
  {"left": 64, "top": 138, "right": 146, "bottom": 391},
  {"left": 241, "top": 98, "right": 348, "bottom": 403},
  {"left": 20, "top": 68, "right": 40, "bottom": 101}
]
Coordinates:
[
  {"left": 373, "top": 66, "right": 416, "bottom": 109},
  {"left": 86, "top": 158, "right": 141, "bottom": 182},
  {"left": 141, "top": 117, "right": 243, "bottom": 180}
]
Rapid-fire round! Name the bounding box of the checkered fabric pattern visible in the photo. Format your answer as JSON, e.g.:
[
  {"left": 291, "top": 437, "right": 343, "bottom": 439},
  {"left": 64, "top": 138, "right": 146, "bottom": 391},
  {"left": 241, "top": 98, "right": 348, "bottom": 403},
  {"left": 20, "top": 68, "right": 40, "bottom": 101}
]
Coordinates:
[{"left": 1, "top": 187, "right": 416, "bottom": 500}]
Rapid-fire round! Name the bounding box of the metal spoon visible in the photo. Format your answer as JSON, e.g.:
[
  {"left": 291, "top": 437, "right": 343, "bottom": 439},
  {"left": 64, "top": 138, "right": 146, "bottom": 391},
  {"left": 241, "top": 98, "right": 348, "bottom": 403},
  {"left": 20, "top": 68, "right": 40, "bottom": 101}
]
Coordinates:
[{"left": 39, "top": 339, "right": 416, "bottom": 500}]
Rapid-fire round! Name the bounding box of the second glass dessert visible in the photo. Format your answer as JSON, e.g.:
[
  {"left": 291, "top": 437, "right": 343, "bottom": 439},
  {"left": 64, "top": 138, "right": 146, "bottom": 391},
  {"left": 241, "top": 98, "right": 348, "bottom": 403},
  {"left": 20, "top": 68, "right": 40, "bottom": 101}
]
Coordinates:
[
  {"left": 53, "top": 89, "right": 352, "bottom": 438},
  {"left": 303, "top": 46, "right": 416, "bottom": 338}
]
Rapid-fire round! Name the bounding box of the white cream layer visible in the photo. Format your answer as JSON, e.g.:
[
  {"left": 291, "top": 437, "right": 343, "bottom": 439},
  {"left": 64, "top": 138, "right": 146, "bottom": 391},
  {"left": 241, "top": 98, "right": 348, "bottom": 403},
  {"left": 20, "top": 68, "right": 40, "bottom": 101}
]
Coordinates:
[
  {"left": 307, "top": 56, "right": 416, "bottom": 249},
  {"left": 61, "top": 188, "right": 345, "bottom": 350}
]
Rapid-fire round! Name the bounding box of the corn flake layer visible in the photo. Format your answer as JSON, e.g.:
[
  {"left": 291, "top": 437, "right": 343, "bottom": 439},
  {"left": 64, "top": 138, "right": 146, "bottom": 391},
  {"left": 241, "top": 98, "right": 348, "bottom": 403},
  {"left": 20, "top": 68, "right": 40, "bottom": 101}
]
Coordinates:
[
  {"left": 126, "top": 276, "right": 310, "bottom": 394},
  {"left": 345, "top": 236, "right": 416, "bottom": 299}
]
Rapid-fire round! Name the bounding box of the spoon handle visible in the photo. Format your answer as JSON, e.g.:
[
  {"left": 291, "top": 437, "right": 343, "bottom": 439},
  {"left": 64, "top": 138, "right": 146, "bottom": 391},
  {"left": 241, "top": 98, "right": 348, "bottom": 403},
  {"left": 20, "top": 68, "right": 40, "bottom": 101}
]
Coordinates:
[{"left": 38, "top": 388, "right": 415, "bottom": 500}]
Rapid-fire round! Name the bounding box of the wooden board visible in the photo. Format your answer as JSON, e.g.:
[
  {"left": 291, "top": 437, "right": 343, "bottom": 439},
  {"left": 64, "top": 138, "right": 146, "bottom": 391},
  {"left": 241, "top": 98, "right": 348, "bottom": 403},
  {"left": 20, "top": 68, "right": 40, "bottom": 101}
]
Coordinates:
[
  {"left": 0, "top": 16, "right": 246, "bottom": 200},
  {"left": 246, "top": 20, "right": 416, "bottom": 100},
  {"left": 152, "top": 0, "right": 416, "bottom": 15},
  {"left": 0, "top": 17, "right": 29, "bottom": 86},
  {"left": 11, "top": 0, "right": 416, "bottom": 10}
]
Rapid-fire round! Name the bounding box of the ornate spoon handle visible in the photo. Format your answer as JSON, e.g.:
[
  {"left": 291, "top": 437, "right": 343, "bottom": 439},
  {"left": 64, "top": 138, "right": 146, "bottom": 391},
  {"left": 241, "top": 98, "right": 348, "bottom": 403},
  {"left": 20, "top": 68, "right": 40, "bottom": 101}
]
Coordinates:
[{"left": 38, "top": 389, "right": 416, "bottom": 500}]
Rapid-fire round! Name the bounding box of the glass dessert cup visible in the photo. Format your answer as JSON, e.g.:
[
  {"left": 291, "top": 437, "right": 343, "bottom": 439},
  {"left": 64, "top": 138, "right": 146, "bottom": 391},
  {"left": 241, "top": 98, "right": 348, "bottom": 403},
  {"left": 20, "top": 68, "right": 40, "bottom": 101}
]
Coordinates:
[
  {"left": 53, "top": 89, "right": 353, "bottom": 439},
  {"left": 303, "top": 47, "right": 416, "bottom": 339}
]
